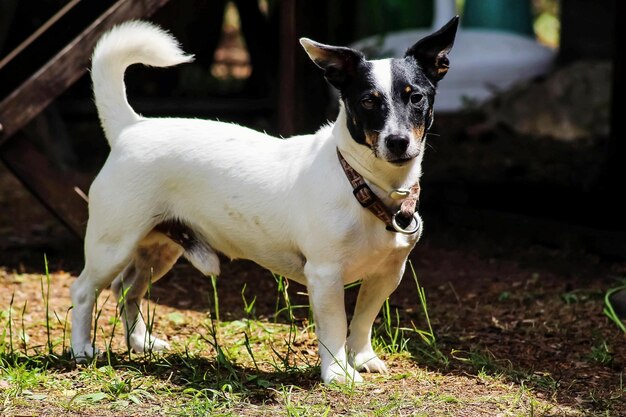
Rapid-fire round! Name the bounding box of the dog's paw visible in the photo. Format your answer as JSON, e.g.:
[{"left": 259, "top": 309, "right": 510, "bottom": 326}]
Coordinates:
[
  {"left": 350, "top": 351, "right": 388, "bottom": 374},
  {"left": 148, "top": 337, "right": 171, "bottom": 352},
  {"left": 322, "top": 361, "right": 364, "bottom": 385},
  {"left": 72, "top": 344, "right": 100, "bottom": 363},
  {"left": 129, "top": 334, "right": 170, "bottom": 353}
]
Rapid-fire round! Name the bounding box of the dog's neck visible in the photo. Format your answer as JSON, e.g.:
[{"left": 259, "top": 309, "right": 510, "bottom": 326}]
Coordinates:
[{"left": 333, "top": 105, "right": 424, "bottom": 194}]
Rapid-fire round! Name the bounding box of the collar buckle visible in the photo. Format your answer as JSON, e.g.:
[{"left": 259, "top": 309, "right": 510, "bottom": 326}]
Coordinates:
[{"left": 353, "top": 183, "right": 377, "bottom": 207}]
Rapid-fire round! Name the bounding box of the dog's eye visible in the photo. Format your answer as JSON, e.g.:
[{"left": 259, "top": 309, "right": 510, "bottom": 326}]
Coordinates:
[
  {"left": 410, "top": 93, "right": 423, "bottom": 105},
  {"left": 361, "top": 97, "right": 376, "bottom": 110}
]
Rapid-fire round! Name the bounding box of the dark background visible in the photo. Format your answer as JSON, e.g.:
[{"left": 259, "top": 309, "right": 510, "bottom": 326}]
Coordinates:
[{"left": 0, "top": 0, "right": 623, "bottom": 262}]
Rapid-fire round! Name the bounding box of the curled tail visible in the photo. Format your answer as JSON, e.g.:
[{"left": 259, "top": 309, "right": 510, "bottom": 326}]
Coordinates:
[{"left": 91, "top": 21, "right": 193, "bottom": 145}]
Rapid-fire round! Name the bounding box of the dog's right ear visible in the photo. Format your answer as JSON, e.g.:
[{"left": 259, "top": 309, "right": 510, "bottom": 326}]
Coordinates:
[{"left": 300, "top": 38, "right": 363, "bottom": 90}]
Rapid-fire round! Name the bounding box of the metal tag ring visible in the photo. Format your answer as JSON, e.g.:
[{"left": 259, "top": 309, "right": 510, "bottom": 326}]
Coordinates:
[
  {"left": 389, "top": 188, "right": 411, "bottom": 200},
  {"left": 391, "top": 212, "right": 421, "bottom": 235}
]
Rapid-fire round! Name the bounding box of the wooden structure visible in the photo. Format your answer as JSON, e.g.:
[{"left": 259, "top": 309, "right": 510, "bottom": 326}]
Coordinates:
[
  {"left": 0, "top": 0, "right": 173, "bottom": 237},
  {"left": 0, "top": 0, "right": 298, "bottom": 238}
]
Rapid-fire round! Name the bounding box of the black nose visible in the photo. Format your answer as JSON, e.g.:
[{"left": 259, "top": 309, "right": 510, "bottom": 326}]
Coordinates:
[{"left": 385, "top": 135, "right": 410, "bottom": 156}]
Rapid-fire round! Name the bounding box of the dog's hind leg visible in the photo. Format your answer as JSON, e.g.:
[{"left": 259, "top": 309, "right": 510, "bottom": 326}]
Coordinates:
[
  {"left": 347, "top": 260, "right": 406, "bottom": 374},
  {"left": 71, "top": 229, "right": 144, "bottom": 362},
  {"left": 111, "top": 231, "right": 183, "bottom": 354}
]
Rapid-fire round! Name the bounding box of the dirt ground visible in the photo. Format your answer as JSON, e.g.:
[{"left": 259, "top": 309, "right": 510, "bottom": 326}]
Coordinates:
[{"left": 2, "top": 131, "right": 626, "bottom": 417}]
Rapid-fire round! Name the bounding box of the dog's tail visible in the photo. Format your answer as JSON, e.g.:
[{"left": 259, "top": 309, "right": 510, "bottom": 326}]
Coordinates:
[{"left": 91, "top": 21, "right": 193, "bottom": 144}]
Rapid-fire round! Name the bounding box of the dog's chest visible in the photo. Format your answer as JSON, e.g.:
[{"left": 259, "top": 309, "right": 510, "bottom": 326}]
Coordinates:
[{"left": 342, "top": 227, "right": 417, "bottom": 282}]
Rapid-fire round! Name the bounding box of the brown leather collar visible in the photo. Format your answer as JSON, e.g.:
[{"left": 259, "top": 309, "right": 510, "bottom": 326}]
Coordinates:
[{"left": 336, "top": 148, "right": 421, "bottom": 233}]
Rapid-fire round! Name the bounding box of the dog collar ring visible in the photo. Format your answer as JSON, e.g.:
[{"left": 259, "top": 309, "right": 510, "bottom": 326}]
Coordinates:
[{"left": 391, "top": 212, "right": 421, "bottom": 235}]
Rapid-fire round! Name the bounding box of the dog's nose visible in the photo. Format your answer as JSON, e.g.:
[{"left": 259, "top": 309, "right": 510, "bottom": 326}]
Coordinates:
[{"left": 385, "top": 135, "right": 410, "bottom": 156}]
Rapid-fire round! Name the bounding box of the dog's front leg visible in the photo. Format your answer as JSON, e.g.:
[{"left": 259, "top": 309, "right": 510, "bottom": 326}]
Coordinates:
[
  {"left": 347, "top": 262, "right": 405, "bottom": 374},
  {"left": 305, "top": 263, "right": 363, "bottom": 384}
]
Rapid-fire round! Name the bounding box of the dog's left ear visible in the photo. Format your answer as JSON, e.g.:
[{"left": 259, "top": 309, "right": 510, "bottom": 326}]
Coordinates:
[
  {"left": 300, "top": 38, "right": 364, "bottom": 90},
  {"left": 405, "top": 16, "right": 459, "bottom": 84}
]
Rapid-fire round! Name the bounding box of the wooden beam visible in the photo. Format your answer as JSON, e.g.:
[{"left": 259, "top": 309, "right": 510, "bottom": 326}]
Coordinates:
[
  {"left": 278, "top": 0, "right": 297, "bottom": 136},
  {"left": 0, "top": 0, "right": 171, "bottom": 144},
  {"left": 0, "top": 0, "right": 82, "bottom": 71},
  {"left": 0, "top": 133, "right": 90, "bottom": 238}
]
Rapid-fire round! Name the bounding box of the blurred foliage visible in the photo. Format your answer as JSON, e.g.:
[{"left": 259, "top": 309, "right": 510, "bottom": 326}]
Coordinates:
[
  {"left": 532, "top": 0, "right": 560, "bottom": 47},
  {"left": 353, "top": 0, "right": 560, "bottom": 47}
]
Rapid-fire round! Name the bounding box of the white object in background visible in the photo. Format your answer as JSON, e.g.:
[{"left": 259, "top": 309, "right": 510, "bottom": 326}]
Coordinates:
[{"left": 351, "top": 0, "right": 556, "bottom": 112}]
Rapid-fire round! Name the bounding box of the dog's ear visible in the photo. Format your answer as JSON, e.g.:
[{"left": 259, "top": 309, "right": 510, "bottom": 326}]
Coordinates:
[
  {"left": 405, "top": 16, "right": 459, "bottom": 84},
  {"left": 300, "top": 38, "right": 364, "bottom": 90}
]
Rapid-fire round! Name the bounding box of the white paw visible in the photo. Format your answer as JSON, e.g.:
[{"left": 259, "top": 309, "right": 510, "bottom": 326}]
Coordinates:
[
  {"left": 150, "top": 337, "right": 170, "bottom": 351},
  {"left": 322, "top": 361, "right": 364, "bottom": 384},
  {"left": 72, "top": 343, "right": 100, "bottom": 363},
  {"left": 129, "top": 334, "right": 170, "bottom": 353},
  {"left": 350, "top": 351, "right": 388, "bottom": 374}
]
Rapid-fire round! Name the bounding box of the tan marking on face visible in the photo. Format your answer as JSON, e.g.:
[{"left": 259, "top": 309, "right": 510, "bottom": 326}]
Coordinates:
[
  {"left": 412, "top": 125, "right": 426, "bottom": 141},
  {"left": 365, "top": 131, "right": 379, "bottom": 147},
  {"left": 372, "top": 91, "right": 380, "bottom": 97},
  {"left": 404, "top": 85, "right": 412, "bottom": 93}
]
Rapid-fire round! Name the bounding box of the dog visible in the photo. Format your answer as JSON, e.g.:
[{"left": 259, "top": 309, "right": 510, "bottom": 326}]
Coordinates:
[{"left": 70, "top": 17, "right": 458, "bottom": 384}]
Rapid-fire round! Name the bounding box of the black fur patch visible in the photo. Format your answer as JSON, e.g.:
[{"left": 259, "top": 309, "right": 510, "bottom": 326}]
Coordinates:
[
  {"left": 390, "top": 58, "right": 434, "bottom": 136},
  {"left": 340, "top": 60, "right": 388, "bottom": 148},
  {"left": 154, "top": 219, "right": 200, "bottom": 251}
]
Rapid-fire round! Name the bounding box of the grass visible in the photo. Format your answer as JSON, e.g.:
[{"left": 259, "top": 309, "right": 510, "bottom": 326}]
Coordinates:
[
  {"left": 588, "top": 340, "right": 614, "bottom": 367},
  {"left": 603, "top": 282, "right": 626, "bottom": 334},
  {"left": 0, "top": 258, "right": 624, "bottom": 416}
]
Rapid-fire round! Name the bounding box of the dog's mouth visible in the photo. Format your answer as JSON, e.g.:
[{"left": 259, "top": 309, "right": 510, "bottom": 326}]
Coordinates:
[{"left": 388, "top": 155, "right": 417, "bottom": 166}]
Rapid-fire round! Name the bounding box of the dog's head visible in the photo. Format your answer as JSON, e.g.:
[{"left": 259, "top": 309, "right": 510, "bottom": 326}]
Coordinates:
[{"left": 301, "top": 17, "right": 458, "bottom": 166}]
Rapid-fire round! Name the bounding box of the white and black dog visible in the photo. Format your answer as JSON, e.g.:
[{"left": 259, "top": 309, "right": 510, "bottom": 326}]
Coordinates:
[{"left": 71, "top": 18, "right": 458, "bottom": 384}]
